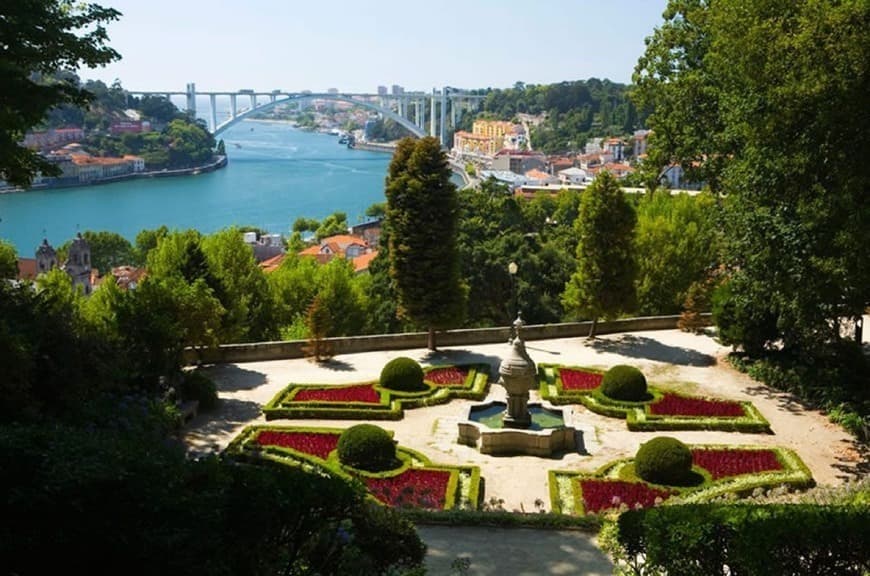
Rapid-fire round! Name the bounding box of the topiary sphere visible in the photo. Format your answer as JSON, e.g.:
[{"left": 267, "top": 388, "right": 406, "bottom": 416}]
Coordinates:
[
  {"left": 379, "top": 357, "right": 426, "bottom": 392},
  {"left": 337, "top": 424, "right": 398, "bottom": 472},
  {"left": 634, "top": 436, "right": 693, "bottom": 485},
  {"left": 601, "top": 365, "right": 648, "bottom": 401}
]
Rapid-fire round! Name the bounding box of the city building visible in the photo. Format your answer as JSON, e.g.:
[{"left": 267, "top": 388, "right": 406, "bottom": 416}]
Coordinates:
[
  {"left": 21, "top": 235, "right": 95, "bottom": 294},
  {"left": 23, "top": 127, "right": 84, "bottom": 150},
  {"left": 241, "top": 231, "right": 285, "bottom": 262},
  {"left": 453, "top": 120, "right": 525, "bottom": 158},
  {"left": 377, "top": 86, "right": 388, "bottom": 96},
  {"left": 298, "top": 234, "right": 378, "bottom": 273},
  {"left": 490, "top": 149, "right": 547, "bottom": 174},
  {"left": 632, "top": 129, "right": 651, "bottom": 159}
]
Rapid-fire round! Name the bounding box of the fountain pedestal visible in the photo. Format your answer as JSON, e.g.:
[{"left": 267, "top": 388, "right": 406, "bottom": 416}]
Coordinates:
[{"left": 456, "top": 314, "right": 581, "bottom": 457}]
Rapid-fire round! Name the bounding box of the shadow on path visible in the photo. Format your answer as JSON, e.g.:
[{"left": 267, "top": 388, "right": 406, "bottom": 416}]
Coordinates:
[
  {"left": 587, "top": 335, "right": 716, "bottom": 367},
  {"left": 203, "top": 364, "right": 267, "bottom": 392},
  {"left": 417, "top": 525, "right": 612, "bottom": 576},
  {"left": 742, "top": 385, "right": 809, "bottom": 415},
  {"left": 182, "top": 398, "right": 261, "bottom": 456},
  {"left": 832, "top": 439, "right": 870, "bottom": 482},
  {"left": 317, "top": 358, "right": 355, "bottom": 372}
]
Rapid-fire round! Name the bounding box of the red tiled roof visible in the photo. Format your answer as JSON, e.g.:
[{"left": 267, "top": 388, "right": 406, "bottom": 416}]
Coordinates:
[
  {"left": 352, "top": 251, "right": 378, "bottom": 273},
  {"left": 259, "top": 254, "right": 286, "bottom": 273},
  {"left": 17, "top": 258, "right": 37, "bottom": 280}
]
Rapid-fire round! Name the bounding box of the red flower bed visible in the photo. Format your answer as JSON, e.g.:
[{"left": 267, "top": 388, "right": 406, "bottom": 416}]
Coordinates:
[
  {"left": 425, "top": 366, "right": 469, "bottom": 387},
  {"left": 559, "top": 368, "right": 603, "bottom": 391},
  {"left": 580, "top": 479, "right": 676, "bottom": 513},
  {"left": 693, "top": 448, "right": 783, "bottom": 480},
  {"left": 364, "top": 468, "right": 451, "bottom": 509},
  {"left": 649, "top": 393, "right": 745, "bottom": 417},
  {"left": 255, "top": 430, "right": 340, "bottom": 460},
  {"left": 292, "top": 383, "right": 381, "bottom": 404}
]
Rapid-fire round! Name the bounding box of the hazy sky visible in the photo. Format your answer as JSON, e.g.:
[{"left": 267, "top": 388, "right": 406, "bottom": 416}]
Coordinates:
[{"left": 83, "top": 0, "right": 670, "bottom": 93}]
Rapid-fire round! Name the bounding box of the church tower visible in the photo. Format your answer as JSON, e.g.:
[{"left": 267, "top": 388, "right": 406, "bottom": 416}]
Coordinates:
[
  {"left": 63, "top": 232, "right": 92, "bottom": 294},
  {"left": 35, "top": 238, "right": 58, "bottom": 274}
]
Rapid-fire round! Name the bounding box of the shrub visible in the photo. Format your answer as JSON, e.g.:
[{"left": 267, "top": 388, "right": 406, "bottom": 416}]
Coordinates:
[
  {"left": 337, "top": 424, "right": 398, "bottom": 472},
  {"left": 379, "top": 357, "right": 426, "bottom": 392},
  {"left": 601, "top": 365, "right": 647, "bottom": 401},
  {"left": 635, "top": 436, "right": 693, "bottom": 485},
  {"left": 180, "top": 370, "right": 218, "bottom": 411}
]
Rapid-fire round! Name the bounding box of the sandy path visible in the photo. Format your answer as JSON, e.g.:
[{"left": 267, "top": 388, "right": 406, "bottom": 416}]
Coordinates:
[{"left": 182, "top": 328, "right": 867, "bottom": 512}]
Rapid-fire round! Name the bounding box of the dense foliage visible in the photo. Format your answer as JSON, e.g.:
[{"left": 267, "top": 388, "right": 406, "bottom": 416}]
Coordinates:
[
  {"left": 337, "top": 424, "right": 398, "bottom": 472},
  {"left": 600, "top": 365, "right": 647, "bottom": 401},
  {"left": 635, "top": 0, "right": 870, "bottom": 354},
  {"left": 634, "top": 436, "right": 694, "bottom": 486},
  {"left": 379, "top": 357, "right": 426, "bottom": 392},
  {"left": 614, "top": 504, "right": 870, "bottom": 576}
]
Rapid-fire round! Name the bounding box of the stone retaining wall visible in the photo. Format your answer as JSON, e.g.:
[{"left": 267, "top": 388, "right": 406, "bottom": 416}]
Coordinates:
[{"left": 184, "top": 314, "right": 710, "bottom": 365}]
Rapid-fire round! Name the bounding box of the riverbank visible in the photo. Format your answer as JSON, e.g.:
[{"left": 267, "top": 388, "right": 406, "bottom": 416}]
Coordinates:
[{"left": 0, "top": 155, "right": 228, "bottom": 194}]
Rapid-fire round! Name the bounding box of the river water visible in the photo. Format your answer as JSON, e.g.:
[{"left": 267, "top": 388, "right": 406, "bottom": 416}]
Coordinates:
[{"left": 0, "top": 121, "right": 395, "bottom": 253}]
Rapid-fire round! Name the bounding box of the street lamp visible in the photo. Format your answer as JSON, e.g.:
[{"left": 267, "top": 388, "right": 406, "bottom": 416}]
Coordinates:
[{"left": 508, "top": 261, "right": 518, "bottom": 322}]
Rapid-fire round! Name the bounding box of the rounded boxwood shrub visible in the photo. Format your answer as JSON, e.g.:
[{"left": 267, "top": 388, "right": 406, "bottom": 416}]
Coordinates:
[
  {"left": 337, "top": 424, "right": 398, "bottom": 472},
  {"left": 601, "top": 365, "right": 647, "bottom": 401},
  {"left": 180, "top": 370, "right": 218, "bottom": 411},
  {"left": 379, "top": 357, "right": 426, "bottom": 392},
  {"left": 635, "top": 436, "right": 693, "bottom": 485}
]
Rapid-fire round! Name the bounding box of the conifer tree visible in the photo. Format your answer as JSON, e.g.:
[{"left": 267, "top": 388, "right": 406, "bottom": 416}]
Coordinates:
[
  {"left": 562, "top": 171, "right": 637, "bottom": 337},
  {"left": 385, "top": 137, "right": 466, "bottom": 349}
]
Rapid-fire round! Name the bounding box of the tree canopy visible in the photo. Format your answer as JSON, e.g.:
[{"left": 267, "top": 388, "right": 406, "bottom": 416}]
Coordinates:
[
  {"left": 0, "top": 1, "right": 120, "bottom": 187},
  {"left": 635, "top": 0, "right": 870, "bottom": 352}
]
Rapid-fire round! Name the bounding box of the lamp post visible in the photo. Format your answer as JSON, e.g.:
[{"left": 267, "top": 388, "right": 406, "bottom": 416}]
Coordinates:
[{"left": 508, "top": 261, "right": 518, "bottom": 322}]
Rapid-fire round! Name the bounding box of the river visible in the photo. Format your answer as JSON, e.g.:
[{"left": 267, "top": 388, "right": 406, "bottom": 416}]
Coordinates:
[{"left": 0, "top": 121, "right": 397, "bottom": 253}]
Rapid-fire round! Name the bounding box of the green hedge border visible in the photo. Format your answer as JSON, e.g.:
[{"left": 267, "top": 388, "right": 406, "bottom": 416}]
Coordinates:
[
  {"left": 224, "top": 424, "right": 483, "bottom": 511},
  {"left": 549, "top": 445, "right": 815, "bottom": 515},
  {"left": 538, "top": 364, "right": 771, "bottom": 433},
  {"left": 263, "top": 363, "right": 490, "bottom": 420}
]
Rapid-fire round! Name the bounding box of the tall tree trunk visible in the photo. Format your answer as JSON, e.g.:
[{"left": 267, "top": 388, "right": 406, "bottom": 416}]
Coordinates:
[
  {"left": 428, "top": 327, "right": 437, "bottom": 350},
  {"left": 588, "top": 317, "right": 598, "bottom": 339}
]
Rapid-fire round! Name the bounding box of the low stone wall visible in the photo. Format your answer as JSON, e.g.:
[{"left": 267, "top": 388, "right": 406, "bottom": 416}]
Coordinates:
[{"left": 184, "top": 314, "right": 710, "bottom": 365}]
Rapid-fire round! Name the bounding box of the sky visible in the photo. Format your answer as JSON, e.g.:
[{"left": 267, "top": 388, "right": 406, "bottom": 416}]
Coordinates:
[{"left": 80, "top": 0, "right": 670, "bottom": 94}]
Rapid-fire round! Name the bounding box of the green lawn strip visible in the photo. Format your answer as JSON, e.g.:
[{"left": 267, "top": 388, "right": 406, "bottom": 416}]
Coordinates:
[
  {"left": 262, "top": 363, "right": 490, "bottom": 420},
  {"left": 548, "top": 446, "right": 814, "bottom": 515},
  {"left": 538, "top": 363, "right": 771, "bottom": 432},
  {"left": 224, "top": 424, "right": 482, "bottom": 510}
]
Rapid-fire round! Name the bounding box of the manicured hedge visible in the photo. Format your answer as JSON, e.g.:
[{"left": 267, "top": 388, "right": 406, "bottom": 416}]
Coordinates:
[
  {"left": 549, "top": 445, "right": 814, "bottom": 515},
  {"left": 538, "top": 364, "right": 771, "bottom": 433},
  {"left": 616, "top": 504, "right": 870, "bottom": 576},
  {"left": 225, "top": 425, "right": 482, "bottom": 511},
  {"left": 263, "top": 363, "right": 490, "bottom": 420}
]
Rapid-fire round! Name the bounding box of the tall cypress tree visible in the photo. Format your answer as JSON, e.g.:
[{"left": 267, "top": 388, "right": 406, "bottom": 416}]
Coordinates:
[
  {"left": 562, "top": 170, "right": 637, "bottom": 337},
  {"left": 386, "top": 137, "right": 466, "bottom": 349}
]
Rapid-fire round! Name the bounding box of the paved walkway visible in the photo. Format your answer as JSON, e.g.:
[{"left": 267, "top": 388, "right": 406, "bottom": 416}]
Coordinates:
[{"left": 417, "top": 525, "right": 612, "bottom": 575}]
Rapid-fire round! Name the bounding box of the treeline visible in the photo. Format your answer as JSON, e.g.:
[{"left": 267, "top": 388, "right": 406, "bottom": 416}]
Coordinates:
[{"left": 461, "top": 79, "right": 646, "bottom": 153}]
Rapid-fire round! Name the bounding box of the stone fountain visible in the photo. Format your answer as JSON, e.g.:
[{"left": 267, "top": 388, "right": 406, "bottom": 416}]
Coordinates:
[{"left": 457, "top": 315, "right": 580, "bottom": 456}]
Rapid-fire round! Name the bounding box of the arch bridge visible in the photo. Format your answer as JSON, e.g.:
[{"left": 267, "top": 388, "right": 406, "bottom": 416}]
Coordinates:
[{"left": 127, "top": 84, "right": 485, "bottom": 147}]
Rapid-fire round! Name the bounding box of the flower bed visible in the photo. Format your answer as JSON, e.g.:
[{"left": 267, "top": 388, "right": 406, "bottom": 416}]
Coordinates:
[
  {"left": 424, "top": 366, "right": 470, "bottom": 387},
  {"left": 579, "top": 479, "right": 676, "bottom": 513},
  {"left": 559, "top": 368, "right": 604, "bottom": 391},
  {"left": 255, "top": 429, "right": 339, "bottom": 460},
  {"left": 226, "top": 425, "right": 481, "bottom": 511},
  {"left": 538, "top": 364, "right": 770, "bottom": 433},
  {"left": 263, "top": 363, "right": 490, "bottom": 420},
  {"left": 292, "top": 383, "right": 381, "bottom": 404},
  {"left": 364, "top": 469, "right": 452, "bottom": 509},
  {"left": 549, "top": 445, "right": 813, "bottom": 515},
  {"left": 691, "top": 448, "right": 783, "bottom": 480},
  {"left": 650, "top": 393, "right": 745, "bottom": 417}
]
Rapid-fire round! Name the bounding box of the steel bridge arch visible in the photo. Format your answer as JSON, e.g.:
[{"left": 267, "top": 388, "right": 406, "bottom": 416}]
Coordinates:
[{"left": 212, "top": 93, "right": 426, "bottom": 138}]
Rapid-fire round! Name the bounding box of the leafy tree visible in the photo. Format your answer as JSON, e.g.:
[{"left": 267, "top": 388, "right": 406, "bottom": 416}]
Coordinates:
[
  {"left": 386, "top": 137, "right": 467, "bottom": 349},
  {"left": 0, "top": 1, "right": 120, "bottom": 187},
  {"left": 635, "top": 0, "right": 870, "bottom": 351},
  {"left": 314, "top": 212, "right": 349, "bottom": 241},
  {"left": 137, "top": 94, "right": 178, "bottom": 123},
  {"left": 562, "top": 171, "right": 637, "bottom": 337},
  {"left": 58, "top": 230, "right": 135, "bottom": 274},
  {"left": 292, "top": 217, "right": 320, "bottom": 233},
  {"left": 0, "top": 240, "right": 17, "bottom": 279},
  {"left": 364, "top": 202, "right": 386, "bottom": 219},
  {"left": 634, "top": 192, "right": 721, "bottom": 315},
  {"left": 215, "top": 139, "right": 226, "bottom": 156},
  {"left": 303, "top": 295, "right": 334, "bottom": 362},
  {"left": 134, "top": 225, "right": 169, "bottom": 264}
]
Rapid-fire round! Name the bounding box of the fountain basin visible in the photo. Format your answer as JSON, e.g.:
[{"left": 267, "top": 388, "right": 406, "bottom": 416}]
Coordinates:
[{"left": 458, "top": 401, "right": 578, "bottom": 457}]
